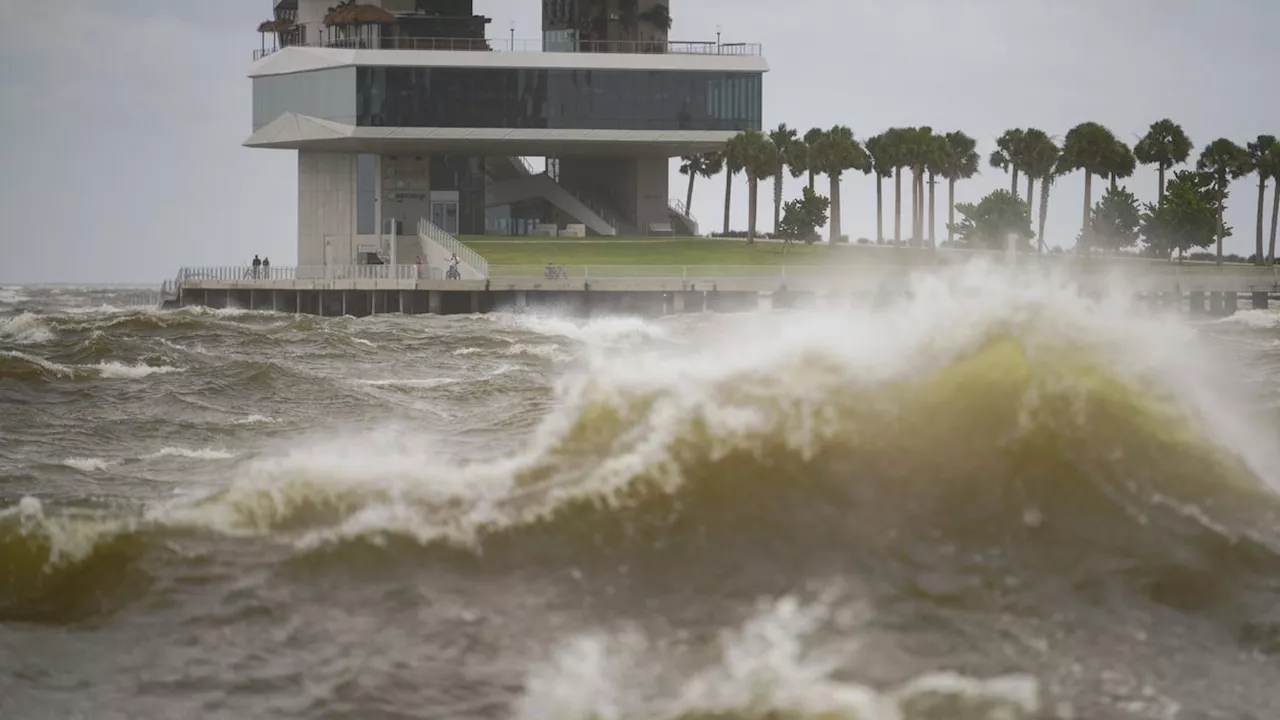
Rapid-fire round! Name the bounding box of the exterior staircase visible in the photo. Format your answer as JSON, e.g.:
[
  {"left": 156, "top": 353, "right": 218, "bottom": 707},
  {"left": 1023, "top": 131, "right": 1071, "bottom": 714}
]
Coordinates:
[
  {"left": 486, "top": 173, "right": 622, "bottom": 236},
  {"left": 416, "top": 219, "right": 488, "bottom": 279},
  {"left": 668, "top": 198, "right": 699, "bottom": 236}
]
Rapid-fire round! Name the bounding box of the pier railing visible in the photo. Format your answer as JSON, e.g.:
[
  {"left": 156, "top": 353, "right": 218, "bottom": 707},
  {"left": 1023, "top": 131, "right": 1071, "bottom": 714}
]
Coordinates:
[
  {"left": 485, "top": 263, "right": 1280, "bottom": 281},
  {"left": 179, "top": 265, "right": 421, "bottom": 282},
  {"left": 417, "top": 219, "right": 489, "bottom": 278}
]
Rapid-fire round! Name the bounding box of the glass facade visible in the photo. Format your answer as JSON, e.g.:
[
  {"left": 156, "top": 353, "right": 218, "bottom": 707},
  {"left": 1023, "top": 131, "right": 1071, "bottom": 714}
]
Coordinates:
[
  {"left": 252, "top": 67, "right": 357, "bottom": 131},
  {"left": 355, "top": 67, "right": 761, "bottom": 131},
  {"left": 355, "top": 154, "right": 378, "bottom": 235}
]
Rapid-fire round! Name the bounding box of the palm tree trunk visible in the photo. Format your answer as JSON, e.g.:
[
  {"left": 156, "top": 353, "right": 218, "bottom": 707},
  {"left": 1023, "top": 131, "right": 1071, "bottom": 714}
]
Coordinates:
[
  {"left": 807, "top": 169, "right": 814, "bottom": 193},
  {"left": 1080, "top": 172, "right": 1092, "bottom": 254},
  {"left": 1025, "top": 175, "right": 1034, "bottom": 219},
  {"left": 893, "top": 168, "right": 902, "bottom": 245},
  {"left": 875, "top": 176, "right": 884, "bottom": 243},
  {"left": 747, "top": 178, "right": 758, "bottom": 245},
  {"left": 1216, "top": 190, "right": 1225, "bottom": 265},
  {"left": 1270, "top": 182, "right": 1280, "bottom": 265},
  {"left": 1255, "top": 177, "right": 1267, "bottom": 265},
  {"left": 917, "top": 172, "right": 925, "bottom": 246},
  {"left": 1038, "top": 175, "right": 1051, "bottom": 254},
  {"left": 830, "top": 174, "right": 841, "bottom": 243},
  {"left": 1011, "top": 168, "right": 1019, "bottom": 198},
  {"left": 1157, "top": 166, "right": 1166, "bottom": 205},
  {"left": 927, "top": 173, "right": 936, "bottom": 249},
  {"left": 723, "top": 171, "right": 732, "bottom": 236},
  {"left": 947, "top": 178, "right": 956, "bottom": 244},
  {"left": 1110, "top": 174, "right": 1118, "bottom": 192},
  {"left": 773, "top": 170, "right": 784, "bottom": 233},
  {"left": 685, "top": 172, "right": 696, "bottom": 219},
  {"left": 910, "top": 170, "right": 919, "bottom": 247}
]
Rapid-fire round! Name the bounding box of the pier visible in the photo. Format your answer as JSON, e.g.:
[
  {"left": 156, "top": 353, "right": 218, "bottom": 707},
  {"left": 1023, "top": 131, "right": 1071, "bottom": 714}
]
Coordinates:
[{"left": 167, "top": 263, "right": 1280, "bottom": 317}]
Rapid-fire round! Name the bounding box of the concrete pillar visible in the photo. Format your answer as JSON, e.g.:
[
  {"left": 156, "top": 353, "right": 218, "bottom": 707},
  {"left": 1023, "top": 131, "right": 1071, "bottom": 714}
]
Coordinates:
[
  {"left": 515, "top": 290, "right": 528, "bottom": 308},
  {"left": 342, "top": 291, "right": 349, "bottom": 317},
  {"left": 470, "top": 291, "right": 482, "bottom": 314},
  {"left": 1224, "top": 292, "right": 1238, "bottom": 316},
  {"left": 295, "top": 291, "right": 301, "bottom": 314},
  {"left": 1208, "top": 292, "right": 1223, "bottom": 316},
  {"left": 400, "top": 290, "right": 412, "bottom": 314},
  {"left": 428, "top": 290, "right": 442, "bottom": 315},
  {"left": 1252, "top": 292, "right": 1270, "bottom": 310},
  {"left": 1189, "top": 291, "right": 1206, "bottom": 314}
]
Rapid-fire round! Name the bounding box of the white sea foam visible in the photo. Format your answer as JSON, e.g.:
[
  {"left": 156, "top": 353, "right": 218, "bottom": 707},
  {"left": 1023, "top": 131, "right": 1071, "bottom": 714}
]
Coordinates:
[
  {"left": 351, "top": 338, "right": 378, "bottom": 349},
  {"left": 143, "top": 447, "right": 237, "bottom": 461},
  {"left": 0, "top": 350, "right": 74, "bottom": 377},
  {"left": 0, "top": 313, "right": 54, "bottom": 344},
  {"left": 229, "top": 415, "right": 281, "bottom": 426},
  {"left": 452, "top": 347, "right": 484, "bottom": 356},
  {"left": 1214, "top": 309, "right": 1280, "bottom": 329},
  {"left": 0, "top": 287, "right": 31, "bottom": 305},
  {"left": 514, "top": 594, "right": 1042, "bottom": 720},
  {"left": 515, "top": 314, "right": 670, "bottom": 346},
  {"left": 93, "top": 362, "right": 183, "bottom": 379},
  {"left": 358, "top": 378, "right": 461, "bottom": 389},
  {"left": 62, "top": 457, "right": 113, "bottom": 473}
]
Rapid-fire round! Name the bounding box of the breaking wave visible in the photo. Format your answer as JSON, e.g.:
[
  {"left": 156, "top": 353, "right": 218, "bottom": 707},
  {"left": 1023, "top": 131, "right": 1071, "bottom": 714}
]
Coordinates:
[
  {"left": 4, "top": 267, "right": 1280, "bottom": 636},
  {"left": 515, "top": 594, "right": 1043, "bottom": 720}
]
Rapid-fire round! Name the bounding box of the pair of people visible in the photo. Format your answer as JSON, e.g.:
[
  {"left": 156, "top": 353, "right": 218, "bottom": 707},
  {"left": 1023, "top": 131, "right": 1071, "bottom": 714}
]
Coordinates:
[
  {"left": 413, "top": 254, "right": 460, "bottom": 279},
  {"left": 251, "top": 254, "right": 271, "bottom": 279}
]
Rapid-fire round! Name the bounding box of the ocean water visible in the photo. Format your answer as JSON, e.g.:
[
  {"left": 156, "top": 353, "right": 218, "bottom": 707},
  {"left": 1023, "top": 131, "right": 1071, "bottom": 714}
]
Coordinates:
[{"left": 2, "top": 269, "right": 1279, "bottom": 720}]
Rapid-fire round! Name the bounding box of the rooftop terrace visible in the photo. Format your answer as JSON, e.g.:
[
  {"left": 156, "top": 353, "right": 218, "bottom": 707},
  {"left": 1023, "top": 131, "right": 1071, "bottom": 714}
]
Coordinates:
[{"left": 253, "top": 37, "right": 763, "bottom": 61}]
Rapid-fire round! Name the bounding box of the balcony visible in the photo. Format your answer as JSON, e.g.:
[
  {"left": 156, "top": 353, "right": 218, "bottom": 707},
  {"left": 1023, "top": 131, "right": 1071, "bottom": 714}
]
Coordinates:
[{"left": 253, "top": 36, "right": 763, "bottom": 61}]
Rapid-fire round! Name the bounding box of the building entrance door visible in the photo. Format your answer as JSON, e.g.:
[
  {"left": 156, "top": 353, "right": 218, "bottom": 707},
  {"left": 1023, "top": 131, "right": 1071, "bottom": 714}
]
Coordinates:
[{"left": 431, "top": 200, "right": 459, "bottom": 235}]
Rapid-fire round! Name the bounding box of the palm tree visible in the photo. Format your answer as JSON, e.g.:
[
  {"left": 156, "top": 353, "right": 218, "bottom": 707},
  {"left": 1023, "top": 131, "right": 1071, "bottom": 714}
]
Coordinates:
[
  {"left": 801, "top": 127, "right": 824, "bottom": 192},
  {"left": 768, "top": 124, "right": 800, "bottom": 233},
  {"left": 1016, "top": 129, "right": 1053, "bottom": 227},
  {"left": 1196, "top": 138, "right": 1252, "bottom": 264},
  {"left": 1020, "top": 133, "right": 1060, "bottom": 253},
  {"left": 865, "top": 132, "right": 895, "bottom": 243},
  {"left": 1265, "top": 145, "right": 1280, "bottom": 265},
  {"left": 1134, "top": 119, "right": 1194, "bottom": 204},
  {"left": 885, "top": 128, "right": 909, "bottom": 245},
  {"left": 812, "top": 126, "right": 872, "bottom": 243},
  {"left": 1107, "top": 140, "right": 1136, "bottom": 191},
  {"left": 991, "top": 129, "right": 1025, "bottom": 198},
  {"left": 939, "top": 131, "right": 980, "bottom": 245},
  {"left": 1059, "top": 122, "right": 1121, "bottom": 253},
  {"left": 721, "top": 146, "right": 742, "bottom": 236},
  {"left": 922, "top": 133, "right": 949, "bottom": 248},
  {"left": 1247, "top": 136, "right": 1277, "bottom": 265},
  {"left": 727, "top": 129, "right": 781, "bottom": 244},
  {"left": 904, "top": 127, "right": 941, "bottom": 247},
  {"left": 678, "top": 153, "right": 723, "bottom": 222}
]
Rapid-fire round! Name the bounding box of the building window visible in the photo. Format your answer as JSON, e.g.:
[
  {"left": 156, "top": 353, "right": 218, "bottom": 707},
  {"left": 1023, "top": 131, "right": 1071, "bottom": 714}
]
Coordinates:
[
  {"left": 356, "top": 154, "right": 378, "bottom": 235},
  {"left": 354, "top": 67, "right": 761, "bottom": 131}
]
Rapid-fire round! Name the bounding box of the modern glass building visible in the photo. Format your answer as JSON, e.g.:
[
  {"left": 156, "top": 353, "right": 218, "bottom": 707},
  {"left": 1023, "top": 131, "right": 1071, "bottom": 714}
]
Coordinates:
[{"left": 248, "top": 0, "right": 767, "bottom": 270}]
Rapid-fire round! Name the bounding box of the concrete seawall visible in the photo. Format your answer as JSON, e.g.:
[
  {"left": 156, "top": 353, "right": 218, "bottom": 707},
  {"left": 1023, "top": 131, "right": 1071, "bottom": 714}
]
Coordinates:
[{"left": 175, "top": 268, "right": 1279, "bottom": 318}]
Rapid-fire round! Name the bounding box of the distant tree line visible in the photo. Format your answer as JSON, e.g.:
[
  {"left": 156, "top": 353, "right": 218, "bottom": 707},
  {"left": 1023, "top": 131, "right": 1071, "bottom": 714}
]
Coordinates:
[{"left": 679, "top": 121, "right": 1280, "bottom": 264}]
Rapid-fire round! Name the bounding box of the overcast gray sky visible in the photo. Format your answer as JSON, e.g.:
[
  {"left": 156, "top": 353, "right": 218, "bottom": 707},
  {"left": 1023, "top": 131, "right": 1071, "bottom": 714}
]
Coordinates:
[{"left": 0, "top": 0, "right": 1275, "bottom": 284}]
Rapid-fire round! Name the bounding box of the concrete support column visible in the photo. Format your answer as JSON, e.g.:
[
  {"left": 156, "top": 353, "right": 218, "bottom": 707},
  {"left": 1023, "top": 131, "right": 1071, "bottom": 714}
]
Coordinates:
[
  {"left": 1224, "top": 292, "right": 1238, "bottom": 316},
  {"left": 515, "top": 290, "right": 528, "bottom": 308},
  {"left": 1189, "top": 291, "right": 1206, "bottom": 314},
  {"left": 342, "top": 291, "right": 349, "bottom": 317},
  {"left": 428, "top": 290, "right": 442, "bottom": 315},
  {"left": 1209, "top": 292, "right": 1223, "bottom": 316},
  {"left": 470, "top": 291, "right": 481, "bottom": 314},
  {"left": 400, "top": 290, "right": 412, "bottom": 314},
  {"left": 1252, "top": 292, "right": 1270, "bottom": 310}
]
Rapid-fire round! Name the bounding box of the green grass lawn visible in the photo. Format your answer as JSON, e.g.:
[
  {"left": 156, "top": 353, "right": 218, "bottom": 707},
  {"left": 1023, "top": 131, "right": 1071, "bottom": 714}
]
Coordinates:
[
  {"left": 460, "top": 237, "right": 857, "bottom": 267},
  {"left": 459, "top": 236, "right": 1280, "bottom": 275}
]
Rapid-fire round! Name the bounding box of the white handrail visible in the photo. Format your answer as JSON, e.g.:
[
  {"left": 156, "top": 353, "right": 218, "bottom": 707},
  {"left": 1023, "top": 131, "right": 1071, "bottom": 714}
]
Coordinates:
[
  {"left": 417, "top": 219, "right": 489, "bottom": 277},
  {"left": 178, "top": 265, "right": 421, "bottom": 282}
]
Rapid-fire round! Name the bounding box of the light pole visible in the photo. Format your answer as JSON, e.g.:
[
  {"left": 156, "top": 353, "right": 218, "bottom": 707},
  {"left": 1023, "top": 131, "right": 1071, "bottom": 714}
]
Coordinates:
[
  {"left": 716, "top": 24, "right": 722, "bottom": 53},
  {"left": 509, "top": 21, "right": 515, "bottom": 50}
]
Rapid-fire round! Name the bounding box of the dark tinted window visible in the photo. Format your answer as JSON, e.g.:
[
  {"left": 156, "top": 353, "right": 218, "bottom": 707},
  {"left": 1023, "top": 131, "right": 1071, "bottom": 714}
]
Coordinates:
[{"left": 355, "top": 67, "right": 760, "bottom": 131}]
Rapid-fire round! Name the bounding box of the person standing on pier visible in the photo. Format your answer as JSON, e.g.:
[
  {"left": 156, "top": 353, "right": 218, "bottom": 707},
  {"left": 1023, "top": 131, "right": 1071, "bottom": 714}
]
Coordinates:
[
  {"left": 262, "top": 257, "right": 270, "bottom": 279},
  {"left": 252, "top": 255, "right": 262, "bottom": 279}
]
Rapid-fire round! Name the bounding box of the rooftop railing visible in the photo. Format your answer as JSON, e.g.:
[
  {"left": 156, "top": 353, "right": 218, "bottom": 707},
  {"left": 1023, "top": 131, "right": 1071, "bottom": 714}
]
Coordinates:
[{"left": 254, "top": 37, "right": 762, "bottom": 61}]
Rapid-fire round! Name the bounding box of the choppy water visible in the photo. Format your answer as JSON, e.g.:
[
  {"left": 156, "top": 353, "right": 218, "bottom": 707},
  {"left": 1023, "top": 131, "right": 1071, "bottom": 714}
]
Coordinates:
[{"left": 2, "top": 269, "right": 1280, "bottom": 720}]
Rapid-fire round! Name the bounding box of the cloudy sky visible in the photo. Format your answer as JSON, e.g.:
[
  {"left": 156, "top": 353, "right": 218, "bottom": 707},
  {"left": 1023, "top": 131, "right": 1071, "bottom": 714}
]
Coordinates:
[{"left": 0, "top": 0, "right": 1276, "bottom": 284}]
